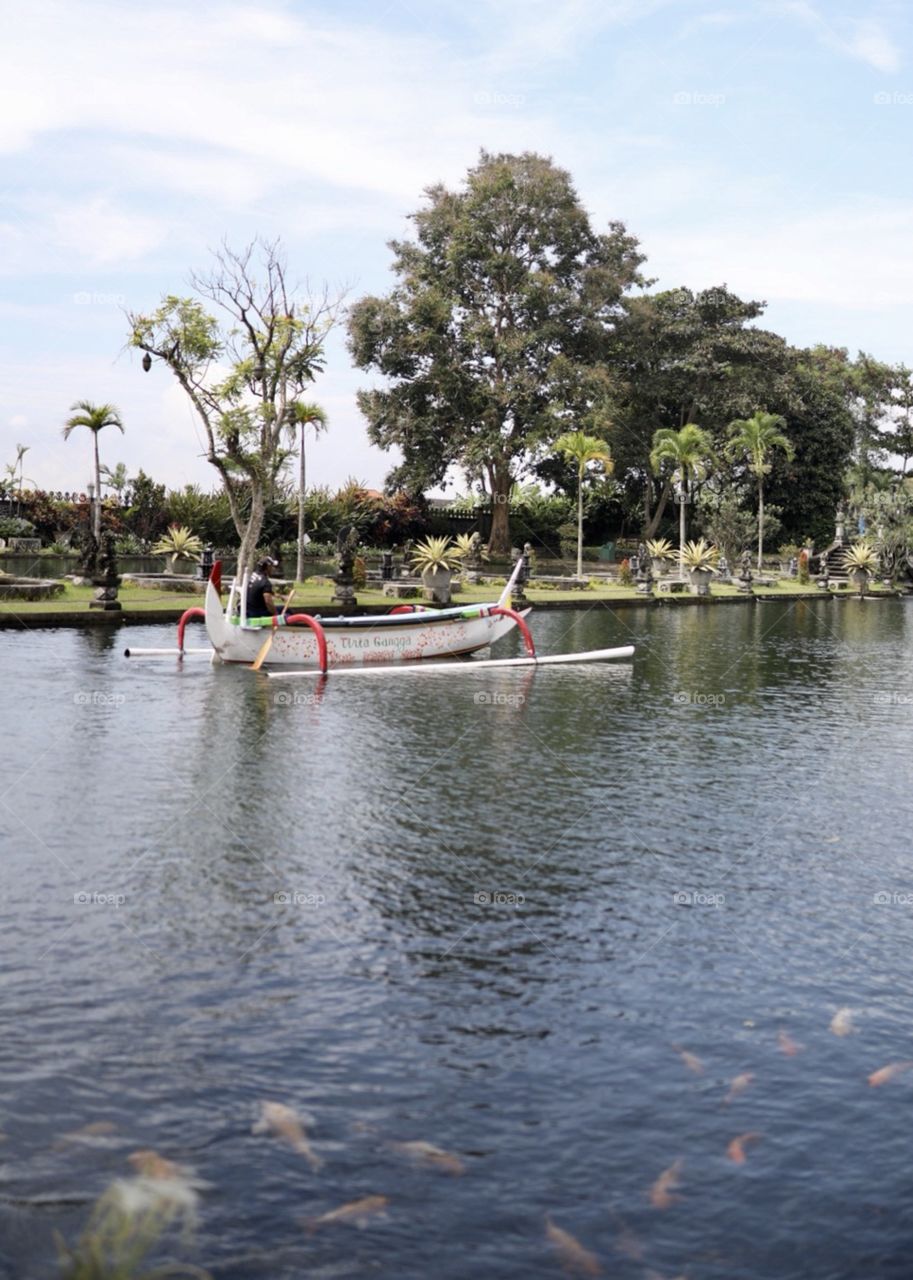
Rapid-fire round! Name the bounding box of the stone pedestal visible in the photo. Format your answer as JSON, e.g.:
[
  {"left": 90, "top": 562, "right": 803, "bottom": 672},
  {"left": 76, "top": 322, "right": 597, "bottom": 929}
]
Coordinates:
[{"left": 331, "top": 575, "right": 357, "bottom": 608}]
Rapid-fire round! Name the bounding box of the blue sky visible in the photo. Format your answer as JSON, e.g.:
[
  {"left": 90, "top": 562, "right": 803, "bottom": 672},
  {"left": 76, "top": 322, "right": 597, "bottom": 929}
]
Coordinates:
[{"left": 2, "top": 0, "right": 912, "bottom": 496}]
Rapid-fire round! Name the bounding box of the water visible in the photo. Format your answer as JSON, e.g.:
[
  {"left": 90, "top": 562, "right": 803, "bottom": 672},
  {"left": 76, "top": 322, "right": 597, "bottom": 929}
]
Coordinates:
[{"left": 2, "top": 600, "right": 912, "bottom": 1279}]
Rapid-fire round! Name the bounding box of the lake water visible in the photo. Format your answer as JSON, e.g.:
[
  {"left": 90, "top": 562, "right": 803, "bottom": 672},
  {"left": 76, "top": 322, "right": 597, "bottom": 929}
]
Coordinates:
[{"left": 2, "top": 600, "right": 912, "bottom": 1279}]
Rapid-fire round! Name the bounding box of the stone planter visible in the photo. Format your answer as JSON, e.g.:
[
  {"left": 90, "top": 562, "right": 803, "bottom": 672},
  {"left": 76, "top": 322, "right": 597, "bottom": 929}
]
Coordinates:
[
  {"left": 850, "top": 569, "right": 869, "bottom": 596},
  {"left": 651, "top": 558, "right": 669, "bottom": 578},
  {"left": 688, "top": 568, "right": 714, "bottom": 596},
  {"left": 421, "top": 566, "right": 452, "bottom": 605}
]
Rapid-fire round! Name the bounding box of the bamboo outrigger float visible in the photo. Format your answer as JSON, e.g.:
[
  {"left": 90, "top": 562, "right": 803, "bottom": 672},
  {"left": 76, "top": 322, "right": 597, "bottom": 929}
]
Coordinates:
[{"left": 124, "top": 560, "right": 635, "bottom": 674}]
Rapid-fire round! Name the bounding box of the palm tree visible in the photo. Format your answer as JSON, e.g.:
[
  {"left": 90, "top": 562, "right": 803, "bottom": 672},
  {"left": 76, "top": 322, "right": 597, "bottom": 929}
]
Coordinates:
[
  {"left": 650, "top": 424, "right": 713, "bottom": 579},
  {"left": 554, "top": 431, "right": 614, "bottom": 578},
  {"left": 62, "top": 402, "right": 124, "bottom": 541},
  {"left": 727, "top": 411, "right": 794, "bottom": 571},
  {"left": 286, "top": 401, "right": 328, "bottom": 582},
  {"left": 13, "top": 444, "right": 29, "bottom": 517},
  {"left": 99, "top": 461, "right": 130, "bottom": 502}
]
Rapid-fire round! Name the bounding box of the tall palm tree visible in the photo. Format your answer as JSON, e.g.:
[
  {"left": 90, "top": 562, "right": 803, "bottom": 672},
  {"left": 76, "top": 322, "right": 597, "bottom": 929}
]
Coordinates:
[
  {"left": 650, "top": 424, "right": 713, "bottom": 579},
  {"left": 14, "top": 444, "right": 29, "bottom": 517},
  {"left": 62, "top": 402, "right": 124, "bottom": 541},
  {"left": 727, "top": 411, "right": 794, "bottom": 571},
  {"left": 286, "top": 401, "right": 328, "bottom": 581},
  {"left": 554, "top": 430, "right": 614, "bottom": 578}
]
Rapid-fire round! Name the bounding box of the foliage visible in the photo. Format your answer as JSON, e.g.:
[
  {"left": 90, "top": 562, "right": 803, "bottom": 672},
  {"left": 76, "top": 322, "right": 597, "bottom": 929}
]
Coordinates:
[
  {"left": 128, "top": 239, "right": 341, "bottom": 574},
  {"left": 727, "top": 410, "right": 794, "bottom": 569},
  {"left": 618, "top": 557, "right": 633, "bottom": 585},
  {"left": 645, "top": 537, "right": 675, "bottom": 561},
  {"left": 680, "top": 538, "right": 720, "bottom": 571},
  {"left": 554, "top": 431, "right": 614, "bottom": 576},
  {"left": 152, "top": 525, "right": 203, "bottom": 571},
  {"left": 0, "top": 516, "right": 36, "bottom": 539},
  {"left": 124, "top": 471, "right": 170, "bottom": 546},
  {"left": 409, "top": 536, "right": 461, "bottom": 574},
  {"left": 841, "top": 542, "right": 879, "bottom": 573},
  {"left": 348, "top": 149, "right": 645, "bottom": 553}
]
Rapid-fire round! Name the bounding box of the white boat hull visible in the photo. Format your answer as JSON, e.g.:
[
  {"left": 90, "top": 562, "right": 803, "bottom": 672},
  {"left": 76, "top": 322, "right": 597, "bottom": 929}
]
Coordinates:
[{"left": 204, "top": 578, "right": 525, "bottom": 667}]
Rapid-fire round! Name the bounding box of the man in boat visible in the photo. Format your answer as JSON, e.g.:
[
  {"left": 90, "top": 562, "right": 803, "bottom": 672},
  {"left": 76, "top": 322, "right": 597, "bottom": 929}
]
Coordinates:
[{"left": 246, "top": 556, "right": 282, "bottom": 619}]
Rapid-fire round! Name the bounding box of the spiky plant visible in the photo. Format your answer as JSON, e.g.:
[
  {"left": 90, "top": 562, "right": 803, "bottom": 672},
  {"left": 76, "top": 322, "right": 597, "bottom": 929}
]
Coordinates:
[
  {"left": 409, "top": 536, "right": 460, "bottom": 574},
  {"left": 679, "top": 538, "right": 720, "bottom": 572}
]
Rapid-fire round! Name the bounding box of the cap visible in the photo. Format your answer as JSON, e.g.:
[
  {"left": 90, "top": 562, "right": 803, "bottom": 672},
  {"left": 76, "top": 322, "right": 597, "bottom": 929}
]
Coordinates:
[{"left": 256, "top": 556, "right": 278, "bottom": 570}]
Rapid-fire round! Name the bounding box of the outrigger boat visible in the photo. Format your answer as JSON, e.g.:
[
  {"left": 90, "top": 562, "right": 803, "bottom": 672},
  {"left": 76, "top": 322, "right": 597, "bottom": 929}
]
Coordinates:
[{"left": 125, "top": 559, "right": 635, "bottom": 674}]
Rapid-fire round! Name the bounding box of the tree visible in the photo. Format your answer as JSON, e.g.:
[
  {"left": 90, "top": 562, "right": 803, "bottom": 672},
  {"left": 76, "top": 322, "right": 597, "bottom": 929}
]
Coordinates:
[
  {"left": 649, "top": 424, "right": 713, "bottom": 578},
  {"left": 553, "top": 431, "right": 613, "bottom": 577},
  {"left": 124, "top": 470, "right": 169, "bottom": 546},
  {"left": 62, "top": 402, "right": 124, "bottom": 540},
  {"left": 127, "top": 239, "right": 341, "bottom": 576},
  {"left": 348, "top": 150, "right": 644, "bottom": 555},
  {"left": 726, "top": 411, "right": 794, "bottom": 570},
  {"left": 285, "top": 401, "right": 327, "bottom": 581},
  {"left": 99, "top": 460, "right": 130, "bottom": 502}
]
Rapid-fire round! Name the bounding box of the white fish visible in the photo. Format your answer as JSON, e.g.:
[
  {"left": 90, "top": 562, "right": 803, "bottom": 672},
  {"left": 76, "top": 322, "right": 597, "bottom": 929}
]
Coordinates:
[
  {"left": 252, "top": 1100, "right": 322, "bottom": 1170},
  {"left": 649, "top": 1158, "right": 684, "bottom": 1209},
  {"left": 545, "top": 1216, "right": 602, "bottom": 1276},
  {"left": 830, "top": 1007, "right": 855, "bottom": 1037},
  {"left": 388, "top": 1140, "right": 465, "bottom": 1176},
  {"left": 723, "top": 1072, "right": 754, "bottom": 1105}
]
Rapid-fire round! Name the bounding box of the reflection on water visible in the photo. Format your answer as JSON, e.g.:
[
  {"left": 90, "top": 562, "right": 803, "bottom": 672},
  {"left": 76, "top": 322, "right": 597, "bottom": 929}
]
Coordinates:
[{"left": 2, "top": 601, "right": 913, "bottom": 1279}]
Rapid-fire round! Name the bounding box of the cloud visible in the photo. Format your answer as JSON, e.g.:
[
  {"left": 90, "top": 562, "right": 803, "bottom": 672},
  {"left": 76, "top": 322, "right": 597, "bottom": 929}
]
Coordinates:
[{"left": 778, "top": 2, "right": 902, "bottom": 73}]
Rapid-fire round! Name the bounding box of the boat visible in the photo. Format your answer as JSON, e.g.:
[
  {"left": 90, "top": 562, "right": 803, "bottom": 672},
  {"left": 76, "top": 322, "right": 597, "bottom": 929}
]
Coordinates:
[{"left": 124, "top": 559, "right": 636, "bottom": 673}]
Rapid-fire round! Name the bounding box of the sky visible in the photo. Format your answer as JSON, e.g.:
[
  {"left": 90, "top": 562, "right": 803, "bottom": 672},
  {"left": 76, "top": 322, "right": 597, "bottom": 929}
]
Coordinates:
[{"left": 2, "top": 0, "right": 913, "bottom": 498}]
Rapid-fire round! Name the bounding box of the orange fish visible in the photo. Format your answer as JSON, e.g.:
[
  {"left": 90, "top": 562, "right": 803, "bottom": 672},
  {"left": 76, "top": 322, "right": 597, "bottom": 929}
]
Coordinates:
[
  {"left": 868, "top": 1061, "right": 913, "bottom": 1087},
  {"left": 726, "top": 1132, "right": 761, "bottom": 1165},
  {"left": 128, "top": 1149, "right": 182, "bottom": 1180},
  {"left": 777, "top": 1030, "right": 803, "bottom": 1057},
  {"left": 389, "top": 1140, "right": 465, "bottom": 1176},
  {"left": 545, "top": 1216, "right": 602, "bottom": 1277},
  {"left": 723, "top": 1072, "right": 754, "bottom": 1104},
  {"left": 252, "top": 1100, "right": 322, "bottom": 1170},
  {"left": 672, "top": 1044, "right": 704, "bottom": 1075},
  {"left": 649, "top": 1158, "right": 684, "bottom": 1209},
  {"left": 305, "top": 1194, "right": 389, "bottom": 1233}
]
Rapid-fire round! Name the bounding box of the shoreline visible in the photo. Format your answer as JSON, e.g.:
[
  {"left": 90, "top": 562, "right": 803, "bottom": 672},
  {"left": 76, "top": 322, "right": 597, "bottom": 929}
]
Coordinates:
[{"left": 0, "top": 589, "right": 907, "bottom": 630}]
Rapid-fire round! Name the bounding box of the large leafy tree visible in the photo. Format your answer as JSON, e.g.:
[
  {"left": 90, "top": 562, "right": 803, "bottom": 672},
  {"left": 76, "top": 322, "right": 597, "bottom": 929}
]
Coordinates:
[
  {"left": 347, "top": 151, "right": 644, "bottom": 554},
  {"left": 649, "top": 424, "right": 713, "bottom": 578},
  {"left": 608, "top": 286, "right": 793, "bottom": 535},
  {"left": 62, "top": 402, "right": 124, "bottom": 540},
  {"left": 726, "top": 411, "right": 794, "bottom": 569},
  {"left": 127, "top": 239, "right": 341, "bottom": 575},
  {"left": 553, "top": 431, "right": 613, "bottom": 577}
]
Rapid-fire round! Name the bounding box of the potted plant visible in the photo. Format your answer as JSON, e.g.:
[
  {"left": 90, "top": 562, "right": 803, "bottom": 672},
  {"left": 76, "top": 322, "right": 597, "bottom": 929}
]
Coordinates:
[
  {"left": 409, "top": 536, "right": 460, "bottom": 604},
  {"left": 841, "top": 542, "right": 878, "bottom": 596},
  {"left": 152, "top": 524, "right": 203, "bottom": 575},
  {"left": 646, "top": 537, "right": 675, "bottom": 577},
  {"left": 680, "top": 538, "right": 719, "bottom": 595}
]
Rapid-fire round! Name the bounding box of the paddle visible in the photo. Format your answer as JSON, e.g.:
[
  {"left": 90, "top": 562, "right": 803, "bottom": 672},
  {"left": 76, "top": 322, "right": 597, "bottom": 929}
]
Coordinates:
[{"left": 251, "top": 584, "right": 295, "bottom": 671}]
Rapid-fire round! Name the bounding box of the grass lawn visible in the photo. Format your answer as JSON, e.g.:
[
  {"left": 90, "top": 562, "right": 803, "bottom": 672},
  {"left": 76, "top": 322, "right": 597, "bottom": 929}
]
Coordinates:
[{"left": 0, "top": 575, "right": 901, "bottom": 619}]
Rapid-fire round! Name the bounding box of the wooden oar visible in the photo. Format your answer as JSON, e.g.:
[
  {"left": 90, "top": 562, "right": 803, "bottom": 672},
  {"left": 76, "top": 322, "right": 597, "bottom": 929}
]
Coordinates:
[{"left": 251, "top": 585, "right": 295, "bottom": 671}]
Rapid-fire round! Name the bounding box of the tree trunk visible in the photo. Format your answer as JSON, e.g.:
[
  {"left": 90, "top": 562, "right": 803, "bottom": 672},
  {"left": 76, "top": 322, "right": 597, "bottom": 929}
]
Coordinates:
[
  {"left": 93, "top": 432, "right": 101, "bottom": 542},
  {"left": 757, "top": 478, "right": 764, "bottom": 572},
  {"left": 678, "top": 477, "right": 687, "bottom": 580},
  {"left": 576, "top": 475, "right": 584, "bottom": 578},
  {"left": 296, "top": 423, "right": 306, "bottom": 583},
  {"left": 487, "top": 462, "right": 512, "bottom": 557},
  {"left": 644, "top": 480, "right": 670, "bottom": 539},
  {"left": 237, "top": 487, "right": 265, "bottom": 581}
]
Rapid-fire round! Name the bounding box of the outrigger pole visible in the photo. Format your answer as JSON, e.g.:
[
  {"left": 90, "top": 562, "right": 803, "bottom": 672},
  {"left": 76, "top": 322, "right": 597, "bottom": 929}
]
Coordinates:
[{"left": 265, "top": 645, "right": 635, "bottom": 680}]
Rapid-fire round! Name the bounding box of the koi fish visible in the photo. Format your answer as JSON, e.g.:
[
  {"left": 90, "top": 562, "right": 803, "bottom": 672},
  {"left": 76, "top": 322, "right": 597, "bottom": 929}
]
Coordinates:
[
  {"left": 726, "top": 1132, "right": 761, "bottom": 1165},
  {"left": 252, "top": 1100, "right": 322, "bottom": 1170},
  {"left": 723, "top": 1072, "right": 754, "bottom": 1104},
  {"left": 128, "top": 1150, "right": 182, "bottom": 1180},
  {"left": 830, "top": 1007, "right": 855, "bottom": 1037},
  {"left": 868, "top": 1061, "right": 913, "bottom": 1087},
  {"left": 608, "top": 1211, "right": 643, "bottom": 1262},
  {"left": 672, "top": 1044, "right": 704, "bottom": 1075},
  {"left": 649, "top": 1158, "right": 684, "bottom": 1209},
  {"left": 55, "top": 1121, "right": 120, "bottom": 1150},
  {"left": 389, "top": 1140, "right": 465, "bottom": 1175},
  {"left": 305, "top": 1194, "right": 389, "bottom": 1233},
  {"left": 545, "top": 1216, "right": 602, "bottom": 1277},
  {"left": 777, "top": 1030, "right": 803, "bottom": 1057}
]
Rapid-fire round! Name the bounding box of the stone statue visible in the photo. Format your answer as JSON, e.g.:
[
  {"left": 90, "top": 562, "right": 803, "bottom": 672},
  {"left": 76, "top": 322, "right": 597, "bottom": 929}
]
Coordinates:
[
  {"left": 90, "top": 531, "right": 122, "bottom": 611},
  {"left": 399, "top": 539, "right": 414, "bottom": 578},
  {"left": 77, "top": 524, "right": 99, "bottom": 580},
  {"left": 335, "top": 525, "right": 359, "bottom": 577},
  {"left": 466, "top": 531, "right": 483, "bottom": 570}
]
